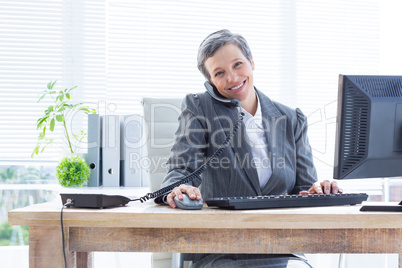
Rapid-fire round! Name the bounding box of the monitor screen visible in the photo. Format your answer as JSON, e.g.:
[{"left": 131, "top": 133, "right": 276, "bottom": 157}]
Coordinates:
[{"left": 334, "top": 75, "right": 402, "bottom": 180}]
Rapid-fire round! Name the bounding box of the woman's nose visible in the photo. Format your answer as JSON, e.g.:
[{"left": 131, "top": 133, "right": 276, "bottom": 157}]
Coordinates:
[{"left": 227, "top": 70, "right": 237, "bottom": 83}]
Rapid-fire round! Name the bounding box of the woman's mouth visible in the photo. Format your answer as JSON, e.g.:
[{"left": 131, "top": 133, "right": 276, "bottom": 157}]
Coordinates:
[{"left": 229, "top": 80, "right": 245, "bottom": 91}]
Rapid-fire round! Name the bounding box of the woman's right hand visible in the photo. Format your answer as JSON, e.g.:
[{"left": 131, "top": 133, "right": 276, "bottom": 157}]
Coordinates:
[{"left": 166, "top": 184, "right": 202, "bottom": 208}]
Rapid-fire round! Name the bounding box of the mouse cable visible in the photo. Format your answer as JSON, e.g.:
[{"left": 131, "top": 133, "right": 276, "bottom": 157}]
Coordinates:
[
  {"left": 61, "top": 199, "right": 74, "bottom": 268},
  {"left": 133, "top": 108, "right": 244, "bottom": 203}
]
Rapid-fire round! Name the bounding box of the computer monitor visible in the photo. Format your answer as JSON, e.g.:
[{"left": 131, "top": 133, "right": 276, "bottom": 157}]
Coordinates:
[
  {"left": 334, "top": 74, "right": 402, "bottom": 179},
  {"left": 333, "top": 75, "right": 402, "bottom": 211}
]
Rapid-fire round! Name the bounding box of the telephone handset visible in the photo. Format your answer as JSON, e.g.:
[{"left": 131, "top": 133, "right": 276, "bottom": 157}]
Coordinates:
[
  {"left": 134, "top": 82, "right": 243, "bottom": 204},
  {"left": 204, "top": 81, "right": 241, "bottom": 107}
]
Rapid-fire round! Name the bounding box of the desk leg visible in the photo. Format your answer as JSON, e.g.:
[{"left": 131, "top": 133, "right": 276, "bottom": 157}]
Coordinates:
[
  {"left": 76, "top": 252, "right": 93, "bottom": 268},
  {"left": 29, "top": 226, "right": 92, "bottom": 268}
]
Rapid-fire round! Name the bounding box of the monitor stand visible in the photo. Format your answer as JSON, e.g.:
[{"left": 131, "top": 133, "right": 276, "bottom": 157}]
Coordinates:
[{"left": 360, "top": 200, "right": 402, "bottom": 212}]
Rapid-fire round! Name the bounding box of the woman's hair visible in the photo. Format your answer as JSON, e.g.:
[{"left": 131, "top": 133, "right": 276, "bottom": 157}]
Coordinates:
[{"left": 197, "top": 29, "right": 253, "bottom": 81}]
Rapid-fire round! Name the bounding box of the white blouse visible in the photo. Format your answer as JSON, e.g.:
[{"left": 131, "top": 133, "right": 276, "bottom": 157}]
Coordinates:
[{"left": 240, "top": 94, "right": 272, "bottom": 189}]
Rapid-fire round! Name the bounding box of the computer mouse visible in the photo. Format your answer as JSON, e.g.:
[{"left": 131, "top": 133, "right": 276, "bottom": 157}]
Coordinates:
[{"left": 173, "top": 194, "right": 203, "bottom": 210}]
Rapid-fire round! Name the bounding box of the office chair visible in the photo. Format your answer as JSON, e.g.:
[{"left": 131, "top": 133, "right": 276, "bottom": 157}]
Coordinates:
[{"left": 142, "top": 97, "right": 188, "bottom": 268}]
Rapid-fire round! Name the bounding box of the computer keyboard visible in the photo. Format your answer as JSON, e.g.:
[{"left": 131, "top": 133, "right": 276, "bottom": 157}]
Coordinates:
[{"left": 205, "top": 193, "right": 368, "bottom": 210}]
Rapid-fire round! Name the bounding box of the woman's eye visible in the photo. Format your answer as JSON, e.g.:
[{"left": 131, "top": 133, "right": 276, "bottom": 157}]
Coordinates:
[
  {"left": 215, "top": 71, "right": 223, "bottom": 77},
  {"left": 234, "top": 62, "right": 242, "bottom": 67}
]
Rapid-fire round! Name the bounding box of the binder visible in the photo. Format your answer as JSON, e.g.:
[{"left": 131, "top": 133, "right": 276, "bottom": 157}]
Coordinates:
[
  {"left": 120, "top": 114, "right": 145, "bottom": 187},
  {"left": 87, "top": 114, "right": 102, "bottom": 187},
  {"left": 102, "top": 115, "right": 121, "bottom": 187}
]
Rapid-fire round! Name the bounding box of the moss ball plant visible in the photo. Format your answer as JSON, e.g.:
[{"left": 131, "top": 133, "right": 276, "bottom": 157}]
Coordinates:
[{"left": 56, "top": 155, "right": 90, "bottom": 187}]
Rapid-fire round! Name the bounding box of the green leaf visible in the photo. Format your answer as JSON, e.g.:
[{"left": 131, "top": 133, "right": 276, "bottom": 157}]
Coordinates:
[
  {"left": 66, "top": 93, "right": 71, "bottom": 100},
  {"left": 48, "top": 105, "right": 54, "bottom": 112},
  {"left": 91, "top": 109, "right": 97, "bottom": 114},
  {"left": 67, "top": 86, "right": 77, "bottom": 93},
  {"left": 50, "top": 118, "right": 55, "bottom": 131},
  {"left": 57, "top": 107, "right": 66, "bottom": 112},
  {"left": 37, "top": 93, "right": 47, "bottom": 103},
  {"left": 56, "top": 115, "right": 64, "bottom": 122},
  {"left": 72, "top": 103, "right": 83, "bottom": 110},
  {"left": 40, "top": 140, "right": 53, "bottom": 153},
  {"left": 37, "top": 116, "right": 48, "bottom": 129},
  {"left": 59, "top": 95, "right": 64, "bottom": 102},
  {"left": 79, "top": 107, "right": 90, "bottom": 114},
  {"left": 31, "top": 145, "right": 40, "bottom": 158},
  {"left": 36, "top": 116, "right": 44, "bottom": 123},
  {"left": 51, "top": 80, "right": 57, "bottom": 89},
  {"left": 47, "top": 81, "right": 52, "bottom": 90}
]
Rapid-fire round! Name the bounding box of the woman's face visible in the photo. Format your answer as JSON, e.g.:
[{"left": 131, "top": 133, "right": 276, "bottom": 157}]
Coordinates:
[{"left": 205, "top": 43, "right": 255, "bottom": 103}]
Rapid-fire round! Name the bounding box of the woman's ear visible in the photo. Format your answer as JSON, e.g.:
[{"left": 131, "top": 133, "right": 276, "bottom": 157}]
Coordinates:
[{"left": 250, "top": 56, "right": 255, "bottom": 70}]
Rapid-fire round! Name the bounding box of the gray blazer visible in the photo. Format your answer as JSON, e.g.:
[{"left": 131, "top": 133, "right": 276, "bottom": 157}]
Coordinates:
[
  {"left": 161, "top": 89, "right": 317, "bottom": 266},
  {"left": 161, "top": 88, "right": 317, "bottom": 197}
]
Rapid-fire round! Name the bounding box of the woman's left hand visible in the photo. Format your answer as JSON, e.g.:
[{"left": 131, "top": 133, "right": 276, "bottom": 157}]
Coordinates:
[{"left": 299, "top": 180, "right": 343, "bottom": 195}]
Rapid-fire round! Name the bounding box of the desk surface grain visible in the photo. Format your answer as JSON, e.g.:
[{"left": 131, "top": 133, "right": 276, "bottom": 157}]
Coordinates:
[
  {"left": 7, "top": 201, "right": 402, "bottom": 264},
  {"left": 8, "top": 200, "right": 402, "bottom": 229}
]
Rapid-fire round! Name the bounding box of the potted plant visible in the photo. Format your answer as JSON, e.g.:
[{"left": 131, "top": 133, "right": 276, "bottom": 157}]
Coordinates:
[
  {"left": 32, "top": 80, "right": 96, "bottom": 186},
  {"left": 56, "top": 155, "right": 90, "bottom": 187}
]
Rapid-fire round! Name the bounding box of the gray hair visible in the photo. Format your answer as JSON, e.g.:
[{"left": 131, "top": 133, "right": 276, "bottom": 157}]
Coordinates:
[{"left": 197, "top": 29, "right": 253, "bottom": 81}]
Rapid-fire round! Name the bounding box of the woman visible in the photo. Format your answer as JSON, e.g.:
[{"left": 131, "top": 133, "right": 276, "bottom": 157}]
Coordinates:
[{"left": 161, "top": 29, "right": 341, "bottom": 268}]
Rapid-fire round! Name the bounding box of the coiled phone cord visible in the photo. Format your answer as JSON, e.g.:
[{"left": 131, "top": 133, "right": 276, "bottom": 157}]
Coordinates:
[{"left": 134, "top": 109, "right": 244, "bottom": 203}]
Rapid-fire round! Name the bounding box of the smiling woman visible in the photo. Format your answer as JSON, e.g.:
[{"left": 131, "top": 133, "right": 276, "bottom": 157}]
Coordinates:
[{"left": 160, "top": 29, "right": 344, "bottom": 268}]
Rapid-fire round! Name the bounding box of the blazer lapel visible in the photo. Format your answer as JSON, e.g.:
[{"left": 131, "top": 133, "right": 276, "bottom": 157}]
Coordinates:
[
  {"left": 212, "top": 101, "right": 261, "bottom": 195},
  {"left": 256, "top": 89, "right": 287, "bottom": 194}
]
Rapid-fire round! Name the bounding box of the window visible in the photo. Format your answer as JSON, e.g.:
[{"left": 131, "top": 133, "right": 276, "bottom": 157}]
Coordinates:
[{"left": 1, "top": 0, "right": 402, "bottom": 180}]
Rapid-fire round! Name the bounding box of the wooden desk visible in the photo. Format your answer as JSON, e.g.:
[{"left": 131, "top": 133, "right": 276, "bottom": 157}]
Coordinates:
[{"left": 8, "top": 201, "right": 402, "bottom": 268}]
